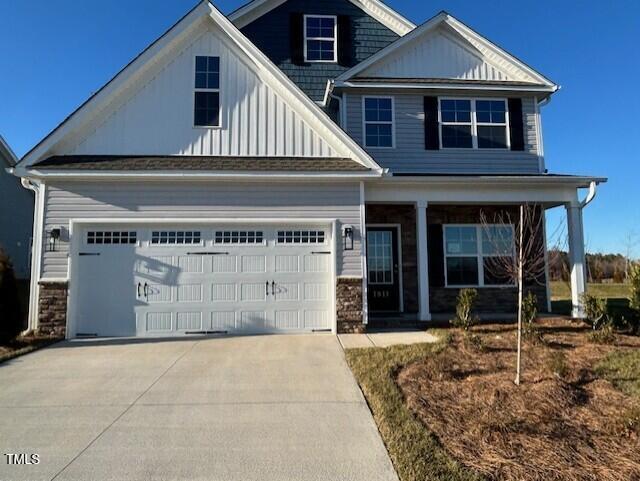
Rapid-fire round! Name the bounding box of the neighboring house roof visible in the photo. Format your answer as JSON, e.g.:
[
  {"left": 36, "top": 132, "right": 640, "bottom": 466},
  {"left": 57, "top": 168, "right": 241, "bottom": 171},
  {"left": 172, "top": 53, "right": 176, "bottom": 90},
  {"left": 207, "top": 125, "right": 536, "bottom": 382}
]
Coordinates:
[
  {"left": 18, "top": 1, "right": 381, "bottom": 173},
  {"left": 0, "top": 135, "right": 18, "bottom": 167},
  {"left": 334, "top": 11, "right": 558, "bottom": 89},
  {"left": 33, "top": 155, "right": 370, "bottom": 172},
  {"left": 229, "top": 0, "right": 415, "bottom": 36}
]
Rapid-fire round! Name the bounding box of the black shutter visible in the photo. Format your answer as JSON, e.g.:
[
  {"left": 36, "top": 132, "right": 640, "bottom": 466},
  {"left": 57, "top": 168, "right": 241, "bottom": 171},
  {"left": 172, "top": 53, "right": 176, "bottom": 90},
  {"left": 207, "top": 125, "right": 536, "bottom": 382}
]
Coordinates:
[
  {"left": 428, "top": 224, "right": 445, "bottom": 287},
  {"left": 508, "top": 98, "right": 525, "bottom": 151},
  {"left": 337, "top": 15, "right": 352, "bottom": 66},
  {"left": 290, "top": 13, "right": 305, "bottom": 66},
  {"left": 424, "top": 96, "right": 440, "bottom": 150}
]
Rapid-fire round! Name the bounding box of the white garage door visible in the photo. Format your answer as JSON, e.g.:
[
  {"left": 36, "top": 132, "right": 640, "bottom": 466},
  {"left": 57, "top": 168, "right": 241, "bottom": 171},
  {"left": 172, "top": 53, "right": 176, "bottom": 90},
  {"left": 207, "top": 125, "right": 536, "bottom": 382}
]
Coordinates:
[{"left": 73, "top": 225, "right": 334, "bottom": 337}]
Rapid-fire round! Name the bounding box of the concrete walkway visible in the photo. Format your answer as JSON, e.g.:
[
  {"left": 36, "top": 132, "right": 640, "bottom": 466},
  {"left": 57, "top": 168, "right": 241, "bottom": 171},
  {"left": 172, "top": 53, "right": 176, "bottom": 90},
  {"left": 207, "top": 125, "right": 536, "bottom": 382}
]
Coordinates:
[
  {"left": 339, "top": 330, "right": 440, "bottom": 349},
  {"left": 0, "top": 335, "right": 398, "bottom": 481}
]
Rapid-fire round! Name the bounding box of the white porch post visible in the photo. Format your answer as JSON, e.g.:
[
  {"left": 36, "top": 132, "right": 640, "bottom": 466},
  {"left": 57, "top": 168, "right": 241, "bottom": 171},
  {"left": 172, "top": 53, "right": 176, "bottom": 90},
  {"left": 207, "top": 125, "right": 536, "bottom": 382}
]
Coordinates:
[
  {"left": 566, "top": 203, "right": 587, "bottom": 318},
  {"left": 416, "top": 201, "right": 431, "bottom": 321}
]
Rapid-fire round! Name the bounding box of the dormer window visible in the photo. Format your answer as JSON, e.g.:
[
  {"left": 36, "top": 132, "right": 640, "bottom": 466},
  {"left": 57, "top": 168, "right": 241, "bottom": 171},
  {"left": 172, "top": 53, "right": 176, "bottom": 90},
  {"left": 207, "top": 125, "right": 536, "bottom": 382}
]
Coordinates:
[
  {"left": 304, "top": 15, "right": 337, "bottom": 63},
  {"left": 194, "top": 56, "right": 220, "bottom": 127}
]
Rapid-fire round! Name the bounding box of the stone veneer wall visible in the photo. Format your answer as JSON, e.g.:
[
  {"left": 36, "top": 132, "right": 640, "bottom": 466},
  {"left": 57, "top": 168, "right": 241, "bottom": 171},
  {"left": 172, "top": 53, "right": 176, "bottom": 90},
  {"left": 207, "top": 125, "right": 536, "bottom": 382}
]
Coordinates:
[
  {"left": 38, "top": 281, "right": 68, "bottom": 337},
  {"left": 366, "top": 204, "right": 419, "bottom": 314},
  {"left": 427, "top": 205, "right": 549, "bottom": 314},
  {"left": 336, "top": 277, "right": 365, "bottom": 333}
]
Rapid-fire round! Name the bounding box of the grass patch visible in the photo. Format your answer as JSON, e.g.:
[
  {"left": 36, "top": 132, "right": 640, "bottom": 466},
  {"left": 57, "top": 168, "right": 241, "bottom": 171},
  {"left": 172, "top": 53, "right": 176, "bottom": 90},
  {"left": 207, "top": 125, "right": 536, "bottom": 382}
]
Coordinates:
[
  {"left": 550, "top": 281, "right": 634, "bottom": 320},
  {"left": 596, "top": 349, "right": 640, "bottom": 397},
  {"left": 0, "top": 335, "right": 61, "bottom": 364},
  {"left": 347, "top": 320, "right": 640, "bottom": 481},
  {"left": 345, "top": 334, "right": 482, "bottom": 481}
]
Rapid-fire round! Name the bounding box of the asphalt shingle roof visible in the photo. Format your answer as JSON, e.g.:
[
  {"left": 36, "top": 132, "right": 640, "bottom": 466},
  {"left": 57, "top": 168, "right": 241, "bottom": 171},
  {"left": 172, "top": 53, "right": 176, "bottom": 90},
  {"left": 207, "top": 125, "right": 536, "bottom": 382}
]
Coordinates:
[{"left": 34, "top": 156, "right": 370, "bottom": 172}]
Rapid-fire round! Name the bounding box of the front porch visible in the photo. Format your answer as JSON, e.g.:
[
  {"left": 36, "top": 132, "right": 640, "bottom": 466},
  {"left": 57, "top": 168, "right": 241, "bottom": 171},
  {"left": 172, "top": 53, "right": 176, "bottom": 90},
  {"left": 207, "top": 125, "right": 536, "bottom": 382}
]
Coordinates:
[{"left": 361, "top": 176, "right": 599, "bottom": 327}]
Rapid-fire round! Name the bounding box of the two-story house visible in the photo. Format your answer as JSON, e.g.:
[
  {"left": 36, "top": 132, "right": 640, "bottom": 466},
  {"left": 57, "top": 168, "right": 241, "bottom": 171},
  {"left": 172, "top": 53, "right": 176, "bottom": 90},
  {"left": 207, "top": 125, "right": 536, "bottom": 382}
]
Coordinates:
[{"left": 14, "top": 0, "right": 604, "bottom": 338}]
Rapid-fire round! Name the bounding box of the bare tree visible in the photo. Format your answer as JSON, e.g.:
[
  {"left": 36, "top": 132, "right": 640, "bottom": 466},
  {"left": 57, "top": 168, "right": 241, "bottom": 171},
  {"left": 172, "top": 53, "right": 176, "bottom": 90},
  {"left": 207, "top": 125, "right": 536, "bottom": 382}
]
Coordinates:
[
  {"left": 622, "top": 230, "right": 639, "bottom": 281},
  {"left": 480, "top": 204, "right": 548, "bottom": 385}
]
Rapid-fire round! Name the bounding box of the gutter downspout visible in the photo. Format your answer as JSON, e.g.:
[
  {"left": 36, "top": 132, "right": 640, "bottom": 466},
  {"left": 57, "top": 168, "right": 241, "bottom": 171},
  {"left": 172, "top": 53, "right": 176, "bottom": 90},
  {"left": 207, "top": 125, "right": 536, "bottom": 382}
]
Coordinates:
[{"left": 21, "top": 177, "right": 43, "bottom": 335}]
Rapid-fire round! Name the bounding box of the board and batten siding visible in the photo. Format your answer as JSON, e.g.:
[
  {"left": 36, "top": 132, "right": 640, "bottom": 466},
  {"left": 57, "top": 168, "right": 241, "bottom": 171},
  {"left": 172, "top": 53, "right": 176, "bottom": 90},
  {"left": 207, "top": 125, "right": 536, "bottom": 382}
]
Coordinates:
[
  {"left": 54, "top": 22, "right": 340, "bottom": 158},
  {"left": 40, "top": 181, "right": 362, "bottom": 279},
  {"left": 345, "top": 92, "right": 541, "bottom": 174}
]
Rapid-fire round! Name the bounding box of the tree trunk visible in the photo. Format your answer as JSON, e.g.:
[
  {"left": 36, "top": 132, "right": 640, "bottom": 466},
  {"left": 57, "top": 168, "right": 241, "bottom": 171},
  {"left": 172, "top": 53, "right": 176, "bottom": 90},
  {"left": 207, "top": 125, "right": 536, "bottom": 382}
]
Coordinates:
[{"left": 515, "top": 204, "right": 524, "bottom": 386}]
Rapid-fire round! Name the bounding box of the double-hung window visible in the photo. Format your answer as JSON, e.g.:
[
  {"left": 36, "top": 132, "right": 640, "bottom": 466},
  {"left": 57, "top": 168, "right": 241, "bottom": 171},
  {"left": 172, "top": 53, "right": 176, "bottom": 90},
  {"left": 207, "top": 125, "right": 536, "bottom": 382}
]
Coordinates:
[
  {"left": 304, "top": 15, "right": 337, "bottom": 62},
  {"left": 194, "top": 56, "right": 220, "bottom": 127},
  {"left": 444, "top": 225, "right": 515, "bottom": 287},
  {"left": 363, "top": 97, "right": 394, "bottom": 148},
  {"left": 440, "top": 98, "right": 509, "bottom": 149}
]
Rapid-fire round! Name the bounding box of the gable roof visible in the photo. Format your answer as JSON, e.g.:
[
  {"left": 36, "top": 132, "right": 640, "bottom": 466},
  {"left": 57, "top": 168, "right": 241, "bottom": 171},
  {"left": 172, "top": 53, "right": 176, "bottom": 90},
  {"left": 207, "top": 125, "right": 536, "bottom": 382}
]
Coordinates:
[
  {"left": 335, "top": 11, "right": 558, "bottom": 89},
  {"left": 18, "top": 1, "right": 381, "bottom": 173},
  {"left": 0, "top": 135, "right": 18, "bottom": 167},
  {"left": 229, "top": 0, "right": 415, "bottom": 36}
]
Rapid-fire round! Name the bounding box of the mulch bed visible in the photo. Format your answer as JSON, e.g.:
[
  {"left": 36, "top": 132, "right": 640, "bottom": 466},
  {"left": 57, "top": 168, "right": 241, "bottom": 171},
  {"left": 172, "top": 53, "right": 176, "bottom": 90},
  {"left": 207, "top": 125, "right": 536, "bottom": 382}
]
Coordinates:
[
  {"left": 397, "top": 319, "right": 640, "bottom": 481},
  {"left": 0, "top": 334, "right": 62, "bottom": 364}
]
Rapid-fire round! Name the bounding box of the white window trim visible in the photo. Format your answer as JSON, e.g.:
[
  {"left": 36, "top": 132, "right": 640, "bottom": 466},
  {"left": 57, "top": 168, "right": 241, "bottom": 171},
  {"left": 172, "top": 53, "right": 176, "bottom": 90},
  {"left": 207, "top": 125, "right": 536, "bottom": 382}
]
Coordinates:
[
  {"left": 443, "top": 224, "right": 516, "bottom": 288},
  {"left": 303, "top": 15, "right": 338, "bottom": 63},
  {"left": 193, "top": 55, "right": 222, "bottom": 129},
  {"left": 362, "top": 95, "right": 396, "bottom": 149},
  {"left": 438, "top": 98, "right": 510, "bottom": 151}
]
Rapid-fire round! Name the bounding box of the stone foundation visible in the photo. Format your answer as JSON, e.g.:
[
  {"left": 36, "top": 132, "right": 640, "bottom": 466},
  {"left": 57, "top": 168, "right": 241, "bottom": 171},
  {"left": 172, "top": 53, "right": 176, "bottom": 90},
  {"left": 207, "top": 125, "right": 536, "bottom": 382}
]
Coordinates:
[
  {"left": 38, "top": 281, "right": 68, "bottom": 337},
  {"left": 336, "top": 277, "right": 364, "bottom": 333}
]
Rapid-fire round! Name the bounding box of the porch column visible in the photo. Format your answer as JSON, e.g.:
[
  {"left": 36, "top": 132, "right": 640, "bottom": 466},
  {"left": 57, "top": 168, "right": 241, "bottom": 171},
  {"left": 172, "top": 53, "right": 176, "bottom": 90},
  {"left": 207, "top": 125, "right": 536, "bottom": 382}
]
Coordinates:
[
  {"left": 566, "top": 203, "right": 587, "bottom": 318},
  {"left": 416, "top": 201, "right": 431, "bottom": 321}
]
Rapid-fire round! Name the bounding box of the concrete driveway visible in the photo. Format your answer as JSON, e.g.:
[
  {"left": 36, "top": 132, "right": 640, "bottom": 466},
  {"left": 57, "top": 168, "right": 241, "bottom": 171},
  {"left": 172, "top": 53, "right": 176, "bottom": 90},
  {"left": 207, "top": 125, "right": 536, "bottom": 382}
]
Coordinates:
[{"left": 0, "top": 334, "right": 398, "bottom": 481}]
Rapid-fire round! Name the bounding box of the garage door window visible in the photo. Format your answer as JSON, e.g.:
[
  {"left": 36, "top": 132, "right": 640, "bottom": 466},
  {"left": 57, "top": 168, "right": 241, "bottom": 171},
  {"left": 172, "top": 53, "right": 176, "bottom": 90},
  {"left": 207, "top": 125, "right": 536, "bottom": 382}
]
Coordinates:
[
  {"left": 277, "top": 230, "right": 326, "bottom": 245},
  {"left": 214, "top": 231, "right": 264, "bottom": 245},
  {"left": 87, "top": 231, "right": 137, "bottom": 245},
  {"left": 151, "top": 231, "right": 202, "bottom": 245}
]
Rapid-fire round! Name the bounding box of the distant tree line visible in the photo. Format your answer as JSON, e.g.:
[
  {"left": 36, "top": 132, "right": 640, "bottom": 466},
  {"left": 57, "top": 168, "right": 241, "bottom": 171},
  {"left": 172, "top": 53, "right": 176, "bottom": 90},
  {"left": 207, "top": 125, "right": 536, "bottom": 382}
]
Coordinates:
[{"left": 548, "top": 250, "right": 636, "bottom": 283}]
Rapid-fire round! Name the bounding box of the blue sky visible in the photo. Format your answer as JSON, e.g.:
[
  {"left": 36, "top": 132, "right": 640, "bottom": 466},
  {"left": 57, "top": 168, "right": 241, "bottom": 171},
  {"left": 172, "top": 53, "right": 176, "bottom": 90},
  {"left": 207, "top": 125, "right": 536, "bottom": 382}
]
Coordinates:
[{"left": 1, "top": 0, "right": 638, "bottom": 255}]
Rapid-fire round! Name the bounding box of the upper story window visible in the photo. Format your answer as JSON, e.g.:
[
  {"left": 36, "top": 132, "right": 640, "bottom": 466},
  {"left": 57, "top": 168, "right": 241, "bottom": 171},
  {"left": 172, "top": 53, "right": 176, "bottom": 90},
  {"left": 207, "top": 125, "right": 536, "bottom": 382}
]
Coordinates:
[
  {"left": 304, "top": 15, "right": 337, "bottom": 63},
  {"left": 363, "top": 97, "right": 394, "bottom": 148},
  {"left": 444, "top": 224, "right": 515, "bottom": 287},
  {"left": 194, "top": 56, "right": 220, "bottom": 127},
  {"left": 440, "top": 98, "right": 509, "bottom": 150}
]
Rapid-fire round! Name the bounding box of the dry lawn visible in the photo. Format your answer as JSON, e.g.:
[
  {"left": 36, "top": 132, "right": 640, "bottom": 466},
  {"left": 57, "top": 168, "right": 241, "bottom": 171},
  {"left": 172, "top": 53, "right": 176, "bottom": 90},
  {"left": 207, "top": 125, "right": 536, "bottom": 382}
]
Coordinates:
[{"left": 397, "top": 320, "right": 640, "bottom": 481}]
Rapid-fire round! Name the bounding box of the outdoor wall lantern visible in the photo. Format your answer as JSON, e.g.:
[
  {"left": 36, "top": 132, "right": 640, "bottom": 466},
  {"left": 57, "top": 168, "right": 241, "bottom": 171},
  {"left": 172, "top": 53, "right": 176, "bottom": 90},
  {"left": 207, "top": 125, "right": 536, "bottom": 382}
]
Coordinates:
[
  {"left": 48, "top": 228, "right": 61, "bottom": 252},
  {"left": 343, "top": 225, "right": 354, "bottom": 251}
]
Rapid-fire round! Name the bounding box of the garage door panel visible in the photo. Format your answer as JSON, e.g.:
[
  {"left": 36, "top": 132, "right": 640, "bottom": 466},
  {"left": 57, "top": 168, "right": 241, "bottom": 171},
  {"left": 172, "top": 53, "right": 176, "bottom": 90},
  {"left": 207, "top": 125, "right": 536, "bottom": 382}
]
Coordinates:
[
  {"left": 146, "top": 312, "right": 172, "bottom": 332},
  {"left": 304, "top": 310, "right": 329, "bottom": 329},
  {"left": 241, "top": 255, "right": 266, "bottom": 273},
  {"left": 241, "top": 283, "right": 267, "bottom": 302},
  {"left": 273, "top": 310, "right": 300, "bottom": 329},
  {"left": 275, "top": 255, "right": 300, "bottom": 273},
  {"left": 146, "top": 284, "right": 173, "bottom": 303},
  {"left": 176, "top": 285, "right": 203, "bottom": 303},
  {"left": 304, "top": 283, "right": 329, "bottom": 301},
  {"left": 211, "top": 311, "right": 236, "bottom": 330},
  {"left": 240, "top": 311, "right": 266, "bottom": 330},
  {"left": 212, "top": 283, "right": 237, "bottom": 301},
  {"left": 274, "top": 283, "right": 299, "bottom": 301},
  {"left": 212, "top": 255, "right": 238, "bottom": 273},
  {"left": 177, "top": 256, "right": 203, "bottom": 273},
  {"left": 304, "top": 255, "right": 329, "bottom": 273},
  {"left": 176, "top": 312, "right": 203, "bottom": 331}
]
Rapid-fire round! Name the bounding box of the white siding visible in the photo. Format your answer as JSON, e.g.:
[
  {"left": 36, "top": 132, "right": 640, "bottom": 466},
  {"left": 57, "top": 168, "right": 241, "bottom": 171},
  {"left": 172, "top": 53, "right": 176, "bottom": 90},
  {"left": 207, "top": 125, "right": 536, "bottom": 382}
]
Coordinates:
[
  {"left": 346, "top": 92, "right": 541, "bottom": 174},
  {"left": 360, "top": 26, "right": 539, "bottom": 83},
  {"left": 40, "top": 181, "right": 362, "bottom": 279},
  {"left": 54, "top": 22, "right": 339, "bottom": 158}
]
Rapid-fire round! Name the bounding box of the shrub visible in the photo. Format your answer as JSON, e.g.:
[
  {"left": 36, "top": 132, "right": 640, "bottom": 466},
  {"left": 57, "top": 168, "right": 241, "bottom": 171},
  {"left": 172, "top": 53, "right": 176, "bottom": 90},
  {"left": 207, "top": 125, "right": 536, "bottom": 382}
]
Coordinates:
[
  {"left": 450, "top": 288, "right": 478, "bottom": 331},
  {"left": 547, "top": 351, "right": 569, "bottom": 379},
  {"left": 581, "top": 292, "right": 609, "bottom": 330},
  {"left": 522, "top": 292, "right": 543, "bottom": 342},
  {"left": 0, "top": 248, "right": 23, "bottom": 343},
  {"left": 589, "top": 322, "right": 616, "bottom": 345}
]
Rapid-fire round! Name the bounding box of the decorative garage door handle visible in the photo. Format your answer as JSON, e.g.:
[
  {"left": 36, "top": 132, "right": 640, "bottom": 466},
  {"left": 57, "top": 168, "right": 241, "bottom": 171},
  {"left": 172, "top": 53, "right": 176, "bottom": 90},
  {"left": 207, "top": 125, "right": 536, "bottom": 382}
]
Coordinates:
[
  {"left": 144, "top": 283, "right": 148, "bottom": 298},
  {"left": 137, "top": 282, "right": 141, "bottom": 298},
  {"left": 271, "top": 281, "right": 276, "bottom": 296},
  {"left": 266, "top": 281, "right": 269, "bottom": 297},
  {"left": 186, "top": 252, "right": 229, "bottom": 256}
]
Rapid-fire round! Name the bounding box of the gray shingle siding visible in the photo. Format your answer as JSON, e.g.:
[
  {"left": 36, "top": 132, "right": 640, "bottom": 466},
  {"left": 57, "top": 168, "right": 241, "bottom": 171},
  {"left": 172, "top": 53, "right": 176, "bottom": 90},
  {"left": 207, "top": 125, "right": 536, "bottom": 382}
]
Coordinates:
[{"left": 240, "top": 0, "right": 399, "bottom": 101}]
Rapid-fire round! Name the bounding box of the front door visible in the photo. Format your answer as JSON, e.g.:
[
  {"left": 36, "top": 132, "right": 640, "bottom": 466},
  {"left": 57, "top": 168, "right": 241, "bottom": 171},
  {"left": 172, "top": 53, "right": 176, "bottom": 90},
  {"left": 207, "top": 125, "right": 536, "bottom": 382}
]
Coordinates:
[{"left": 366, "top": 227, "right": 400, "bottom": 312}]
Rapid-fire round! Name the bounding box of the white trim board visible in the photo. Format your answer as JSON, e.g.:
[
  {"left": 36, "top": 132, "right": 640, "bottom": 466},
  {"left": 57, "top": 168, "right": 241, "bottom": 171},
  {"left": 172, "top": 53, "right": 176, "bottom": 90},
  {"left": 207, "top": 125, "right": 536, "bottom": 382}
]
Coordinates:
[
  {"left": 228, "top": 0, "right": 415, "bottom": 36},
  {"left": 18, "top": 1, "right": 382, "bottom": 173}
]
